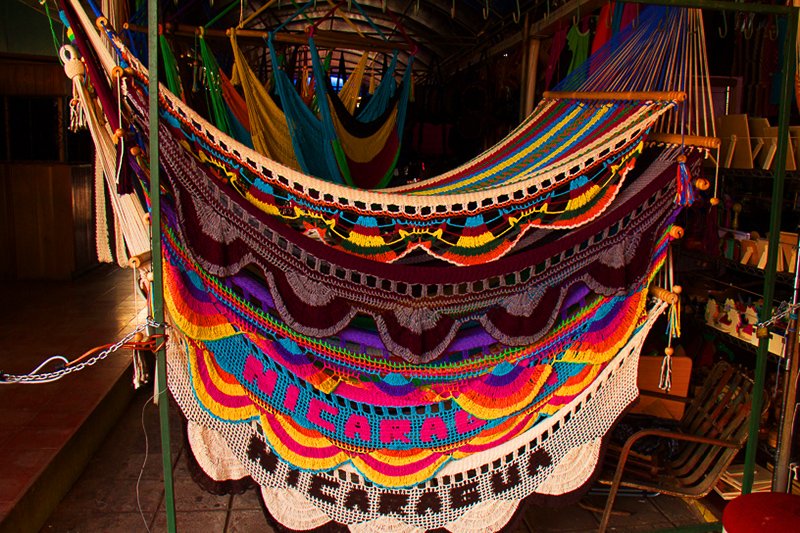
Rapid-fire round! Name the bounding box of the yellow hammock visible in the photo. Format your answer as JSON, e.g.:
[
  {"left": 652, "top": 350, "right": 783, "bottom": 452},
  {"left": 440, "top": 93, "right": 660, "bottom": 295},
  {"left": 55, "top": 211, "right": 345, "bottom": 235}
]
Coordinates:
[{"left": 230, "top": 30, "right": 299, "bottom": 170}]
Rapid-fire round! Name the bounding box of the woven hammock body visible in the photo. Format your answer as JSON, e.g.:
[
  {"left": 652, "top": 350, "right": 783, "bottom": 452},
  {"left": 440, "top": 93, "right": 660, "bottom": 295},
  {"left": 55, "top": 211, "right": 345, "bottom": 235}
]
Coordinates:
[
  {"left": 122, "top": 80, "right": 692, "bottom": 487},
  {"left": 58, "top": 0, "right": 708, "bottom": 529}
]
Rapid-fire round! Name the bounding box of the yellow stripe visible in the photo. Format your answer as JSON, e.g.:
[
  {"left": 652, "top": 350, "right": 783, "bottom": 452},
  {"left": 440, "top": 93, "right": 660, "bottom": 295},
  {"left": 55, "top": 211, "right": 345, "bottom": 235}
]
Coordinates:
[
  {"left": 188, "top": 343, "right": 259, "bottom": 421},
  {"left": 422, "top": 102, "right": 612, "bottom": 195},
  {"left": 260, "top": 413, "right": 349, "bottom": 471}
]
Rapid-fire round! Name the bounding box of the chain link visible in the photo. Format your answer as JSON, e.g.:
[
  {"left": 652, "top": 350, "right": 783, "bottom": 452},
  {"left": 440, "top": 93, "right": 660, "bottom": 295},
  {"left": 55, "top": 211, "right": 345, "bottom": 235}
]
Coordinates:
[
  {"left": 1, "top": 318, "right": 167, "bottom": 384},
  {"left": 757, "top": 301, "right": 800, "bottom": 330}
]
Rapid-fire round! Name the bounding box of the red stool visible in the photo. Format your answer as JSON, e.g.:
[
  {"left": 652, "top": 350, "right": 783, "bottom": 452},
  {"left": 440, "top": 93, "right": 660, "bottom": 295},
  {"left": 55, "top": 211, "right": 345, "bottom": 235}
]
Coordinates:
[{"left": 722, "top": 492, "right": 800, "bottom": 532}]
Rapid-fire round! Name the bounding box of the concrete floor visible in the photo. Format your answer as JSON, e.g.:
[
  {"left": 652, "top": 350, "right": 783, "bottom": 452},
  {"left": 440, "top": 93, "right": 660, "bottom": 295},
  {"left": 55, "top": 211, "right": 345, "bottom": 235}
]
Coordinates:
[
  {"left": 2, "top": 265, "right": 722, "bottom": 532},
  {"left": 40, "top": 387, "right": 720, "bottom": 533}
]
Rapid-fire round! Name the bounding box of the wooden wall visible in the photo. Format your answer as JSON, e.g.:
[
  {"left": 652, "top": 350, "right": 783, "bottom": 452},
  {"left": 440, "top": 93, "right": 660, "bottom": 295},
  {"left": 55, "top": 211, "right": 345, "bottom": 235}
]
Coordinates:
[
  {"left": 0, "top": 54, "right": 96, "bottom": 280},
  {"left": 0, "top": 163, "right": 94, "bottom": 280},
  {"left": 0, "top": 54, "right": 69, "bottom": 97}
]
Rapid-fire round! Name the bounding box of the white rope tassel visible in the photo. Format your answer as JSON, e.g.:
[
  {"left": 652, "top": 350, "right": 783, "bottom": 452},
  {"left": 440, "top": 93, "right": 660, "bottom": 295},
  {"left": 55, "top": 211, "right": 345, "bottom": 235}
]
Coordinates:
[
  {"left": 62, "top": 46, "right": 88, "bottom": 131},
  {"left": 69, "top": 85, "right": 87, "bottom": 131},
  {"left": 659, "top": 348, "right": 673, "bottom": 391},
  {"left": 114, "top": 212, "right": 129, "bottom": 268}
]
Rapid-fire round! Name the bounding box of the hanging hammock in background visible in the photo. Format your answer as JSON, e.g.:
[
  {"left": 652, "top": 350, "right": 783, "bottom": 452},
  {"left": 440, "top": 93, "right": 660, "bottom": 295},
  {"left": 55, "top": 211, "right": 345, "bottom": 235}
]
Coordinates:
[
  {"left": 198, "top": 35, "right": 253, "bottom": 147},
  {"left": 338, "top": 50, "right": 369, "bottom": 114},
  {"left": 317, "top": 47, "right": 414, "bottom": 189},
  {"left": 158, "top": 33, "right": 184, "bottom": 101},
  {"left": 229, "top": 30, "right": 301, "bottom": 169}
]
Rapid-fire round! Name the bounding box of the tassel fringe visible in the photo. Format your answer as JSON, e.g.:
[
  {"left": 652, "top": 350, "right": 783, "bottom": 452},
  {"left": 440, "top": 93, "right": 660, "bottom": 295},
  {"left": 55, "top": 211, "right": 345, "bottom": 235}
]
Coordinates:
[{"left": 674, "top": 154, "right": 695, "bottom": 206}]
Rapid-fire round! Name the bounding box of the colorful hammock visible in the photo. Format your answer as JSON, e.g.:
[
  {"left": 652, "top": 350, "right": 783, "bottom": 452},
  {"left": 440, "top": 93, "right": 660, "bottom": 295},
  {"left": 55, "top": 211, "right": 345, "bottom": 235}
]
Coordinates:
[
  {"left": 139, "top": 7, "right": 688, "bottom": 268},
  {"left": 58, "top": 0, "right": 711, "bottom": 530},
  {"left": 229, "top": 31, "right": 301, "bottom": 169},
  {"left": 264, "top": 33, "right": 413, "bottom": 189}
]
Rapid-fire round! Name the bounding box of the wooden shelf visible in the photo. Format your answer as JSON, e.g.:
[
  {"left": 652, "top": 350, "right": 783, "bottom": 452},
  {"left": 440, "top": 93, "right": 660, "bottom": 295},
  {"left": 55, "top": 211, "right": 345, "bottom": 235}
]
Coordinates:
[{"left": 703, "top": 323, "right": 787, "bottom": 358}]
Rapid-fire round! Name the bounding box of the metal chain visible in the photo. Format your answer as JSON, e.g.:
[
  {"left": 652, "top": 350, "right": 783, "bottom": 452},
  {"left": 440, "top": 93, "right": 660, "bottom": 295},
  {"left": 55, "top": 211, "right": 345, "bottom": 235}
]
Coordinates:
[
  {"left": 1, "top": 318, "right": 167, "bottom": 384},
  {"left": 757, "top": 301, "right": 799, "bottom": 331}
]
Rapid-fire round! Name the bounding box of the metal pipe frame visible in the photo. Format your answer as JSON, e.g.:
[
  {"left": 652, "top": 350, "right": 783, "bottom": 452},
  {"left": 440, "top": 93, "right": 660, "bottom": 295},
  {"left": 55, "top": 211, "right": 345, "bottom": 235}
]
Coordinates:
[{"left": 148, "top": 0, "right": 177, "bottom": 530}]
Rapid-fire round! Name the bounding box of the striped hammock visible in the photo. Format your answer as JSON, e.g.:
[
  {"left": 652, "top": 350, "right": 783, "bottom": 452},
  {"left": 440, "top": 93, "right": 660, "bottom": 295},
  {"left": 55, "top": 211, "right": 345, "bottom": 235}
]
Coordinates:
[{"left": 58, "top": 0, "right": 712, "bottom": 530}]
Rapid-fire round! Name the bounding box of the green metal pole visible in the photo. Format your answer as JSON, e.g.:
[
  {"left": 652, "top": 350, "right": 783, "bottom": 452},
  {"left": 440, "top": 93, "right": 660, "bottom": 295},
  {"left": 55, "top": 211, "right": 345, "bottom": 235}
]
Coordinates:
[
  {"left": 741, "top": 4, "right": 798, "bottom": 495},
  {"left": 623, "top": 0, "right": 797, "bottom": 496},
  {"left": 148, "top": 0, "right": 178, "bottom": 530}
]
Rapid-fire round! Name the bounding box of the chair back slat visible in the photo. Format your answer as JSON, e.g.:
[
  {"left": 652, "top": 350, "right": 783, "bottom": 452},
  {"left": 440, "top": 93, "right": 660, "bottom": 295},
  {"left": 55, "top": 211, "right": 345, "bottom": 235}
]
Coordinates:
[{"left": 668, "top": 361, "right": 754, "bottom": 494}]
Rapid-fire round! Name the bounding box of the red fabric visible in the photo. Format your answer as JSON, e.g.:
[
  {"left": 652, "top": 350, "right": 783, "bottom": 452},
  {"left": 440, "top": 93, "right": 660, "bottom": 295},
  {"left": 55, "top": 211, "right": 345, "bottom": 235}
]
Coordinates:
[
  {"left": 343, "top": 128, "right": 400, "bottom": 190},
  {"left": 722, "top": 492, "right": 800, "bottom": 532},
  {"left": 220, "top": 71, "right": 251, "bottom": 131},
  {"left": 619, "top": 3, "right": 638, "bottom": 29},
  {"left": 592, "top": 3, "right": 615, "bottom": 55},
  {"left": 544, "top": 25, "right": 568, "bottom": 91}
]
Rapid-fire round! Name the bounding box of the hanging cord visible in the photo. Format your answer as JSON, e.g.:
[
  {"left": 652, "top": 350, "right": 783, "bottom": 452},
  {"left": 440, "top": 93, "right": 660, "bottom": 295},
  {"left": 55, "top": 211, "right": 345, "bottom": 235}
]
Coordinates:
[
  {"left": 239, "top": 0, "right": 279, "bottom": 28},
  {"left": 659, "top": 245, "right": 682, "bottom": 391},
  {"left": 310, "top": 0, "right": 348, "bottom": 35},
  {"left": 321, "top": 0, "right": 367, "bottom": 38},
  {"left": 386, "top": 10, "right": 418, "bottom": 54},
  {"left": 136, "top": 393, "right": 156, "bottom": 533},
  {"left": 0, "top": 319, "right": 167, "bottom": 385},
  {"left": 710, "top": 144, "right": 721, "bottom": 207},
  {"left": 40, "top": 0, "right": 64, "bottom": 62}
]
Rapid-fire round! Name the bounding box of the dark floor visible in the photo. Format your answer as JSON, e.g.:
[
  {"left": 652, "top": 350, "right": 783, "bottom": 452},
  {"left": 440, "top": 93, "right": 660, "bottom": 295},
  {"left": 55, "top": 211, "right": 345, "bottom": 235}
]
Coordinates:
[
  {"left": 0, "top": 265, "right": 142, "bottom": 529},
  {"left": 39, "top": 387, "right": 721, "bottom": 533},
  {"left": 2, "top": 265, "right": 723, "bottom": 532}
]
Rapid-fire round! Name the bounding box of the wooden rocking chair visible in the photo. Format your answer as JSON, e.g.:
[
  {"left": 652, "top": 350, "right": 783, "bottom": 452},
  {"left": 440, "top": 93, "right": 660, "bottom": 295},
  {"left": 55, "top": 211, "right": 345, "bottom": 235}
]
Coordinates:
[{"left": 597, "top": 360, "right": 755, "bottom": 533}]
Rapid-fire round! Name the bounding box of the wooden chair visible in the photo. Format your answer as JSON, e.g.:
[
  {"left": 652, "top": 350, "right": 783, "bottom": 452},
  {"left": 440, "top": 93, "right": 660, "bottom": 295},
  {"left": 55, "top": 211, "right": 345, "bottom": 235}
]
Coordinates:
[{"left": 597, "top": 360, "right": 755, "bottom": 533}]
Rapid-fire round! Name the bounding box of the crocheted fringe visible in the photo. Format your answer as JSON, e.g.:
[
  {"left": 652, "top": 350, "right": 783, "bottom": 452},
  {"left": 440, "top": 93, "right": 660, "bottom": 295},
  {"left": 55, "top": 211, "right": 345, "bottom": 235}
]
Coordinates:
[{"left": 163, "top": 263, "right": 238, "bottom": 341}]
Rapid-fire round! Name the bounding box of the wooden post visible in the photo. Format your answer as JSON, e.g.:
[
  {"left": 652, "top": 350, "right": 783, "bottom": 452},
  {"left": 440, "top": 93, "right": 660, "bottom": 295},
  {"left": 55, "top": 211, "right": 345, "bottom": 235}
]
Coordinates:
[
  {"left": 519, "top": 13, "right": 541, "bottom": 120},
  {"left": 523, "top": 38, "right": 540, "bottom": 118}
]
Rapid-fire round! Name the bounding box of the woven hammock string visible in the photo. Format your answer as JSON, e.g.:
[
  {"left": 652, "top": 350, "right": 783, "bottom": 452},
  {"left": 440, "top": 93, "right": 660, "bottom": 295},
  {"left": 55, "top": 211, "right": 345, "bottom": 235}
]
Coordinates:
[{"left": 60, "top": 2, "right": 151, "bottom": 259}]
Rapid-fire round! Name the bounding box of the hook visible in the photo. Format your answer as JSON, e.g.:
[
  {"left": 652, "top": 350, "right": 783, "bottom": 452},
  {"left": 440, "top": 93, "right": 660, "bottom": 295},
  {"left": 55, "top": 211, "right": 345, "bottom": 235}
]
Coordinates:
[
  {"left": 743, "top": 13, "right": 754, "bottom": 40},
  {"left": 768, "top": 18, "right": 778, "bottom": 41},
  {"left": 483, "top": 0, "right": 490, "bottom": 20},
  {"left": 513, "top": 0, "right": 520, "bottom": 24},
  {"left": 59, "top": 44, "right": 79, "bottom": 64},
  {"left": 718, "top": 12, "right": 728, "bottom": 39}
]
